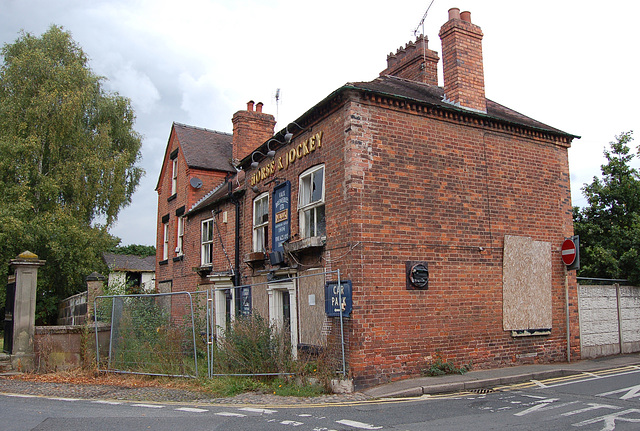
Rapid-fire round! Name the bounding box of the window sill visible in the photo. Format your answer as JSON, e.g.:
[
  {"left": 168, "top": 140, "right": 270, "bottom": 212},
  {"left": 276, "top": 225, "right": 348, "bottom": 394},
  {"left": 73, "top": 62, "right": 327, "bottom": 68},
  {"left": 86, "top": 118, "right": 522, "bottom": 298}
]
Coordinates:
[
  {"left": 172, "top": 255, "right": 184, "bottom": 262},
  {"left": 193, "top": 265, "right": 212, "bottom": 276},
  {"left": 159, "top": 259, "right": 169, "bottom": 266},
  {"left": 167, "top": 194, "right": 177, "bottom": 202},
  {"left": 283, "top": 236, "right": 326, "bottom": 253},
  {"left": 510, "top": 329, "right": 551, "bottom": 337},
  {"left": 244, "top": 252, "right": 267, "bottom": 263}
]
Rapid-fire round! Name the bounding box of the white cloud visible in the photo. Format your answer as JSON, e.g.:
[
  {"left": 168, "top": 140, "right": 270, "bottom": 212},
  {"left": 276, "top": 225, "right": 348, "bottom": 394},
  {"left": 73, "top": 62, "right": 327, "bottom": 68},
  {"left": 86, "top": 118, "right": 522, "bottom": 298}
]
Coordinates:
[{"left": 2, "top": 0, "right": 640, "bottom": 245}]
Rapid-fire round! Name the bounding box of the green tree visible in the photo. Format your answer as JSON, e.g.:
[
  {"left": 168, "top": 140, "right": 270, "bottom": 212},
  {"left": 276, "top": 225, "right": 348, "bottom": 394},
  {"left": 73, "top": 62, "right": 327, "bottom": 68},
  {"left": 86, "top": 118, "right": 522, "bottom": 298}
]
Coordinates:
[
  {"left": 0, "top": 26, "right": 144, "bottom": 323},
  {"left": 573, "top": 131, "right": 640, "bottom": 283},
  {"left": 108, "top": 244, "right": 156, "bottom": 257}
]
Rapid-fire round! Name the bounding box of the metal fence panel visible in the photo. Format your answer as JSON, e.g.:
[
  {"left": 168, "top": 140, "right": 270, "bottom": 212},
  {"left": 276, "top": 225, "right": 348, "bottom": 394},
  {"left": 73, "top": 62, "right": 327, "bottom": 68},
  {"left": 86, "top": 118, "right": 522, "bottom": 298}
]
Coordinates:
[
  {"left": 205, "top": 269, "right": 347, "bottom": 379},
  {"left": 93, "top": 270, "right": 348, "bottom": 380},
  {"left": 94, "top": 291, "right": 200, "bottom": 378}
]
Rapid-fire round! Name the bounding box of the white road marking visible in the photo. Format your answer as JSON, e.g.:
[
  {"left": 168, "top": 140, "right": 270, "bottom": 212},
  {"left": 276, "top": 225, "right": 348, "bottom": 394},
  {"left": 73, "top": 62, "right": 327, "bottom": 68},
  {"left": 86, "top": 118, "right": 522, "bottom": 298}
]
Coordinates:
[
  {"left": 336, "top": 419, "right": 383, "bottom": 429},
  {"left": 531, "top": 380, "right": 548, "bottom": 388},
  {"left": 239, "top": 407, "right": 277, "bottom": 414},
  {"left": 92, "top": 400, "right": 122, "bottom": 405},
  {"left": 131, "top": 403, "right": 164, "bottom": 409},
  {"left": 515, "top": 399, "right": 580, "bottom": 417},
  {"left": 544, "top": 368, "right": 640, "bottom": 389},
  {"left": 2, "top": 394, "right": 38, "bottom": 398},
  {"left": 597, "top": 384, "right": 640, "bottom": 400},
  {"left": 573, "top": 408, "right": 640, "bottom": 429},
  {"left": 215, "top": 412, "right": 246, "bottom": 417},
  {"left": 50, "top": 397, "right": 80, "bottom": 402},
  {"left": 281, "top": 420, "right": 304, "bottom": 426},
  {"left": 561, "top": 403, "right": 620, "bottom": 417},
  {"left": 175, "top": 407, "right": 208, "bottom": 413}
]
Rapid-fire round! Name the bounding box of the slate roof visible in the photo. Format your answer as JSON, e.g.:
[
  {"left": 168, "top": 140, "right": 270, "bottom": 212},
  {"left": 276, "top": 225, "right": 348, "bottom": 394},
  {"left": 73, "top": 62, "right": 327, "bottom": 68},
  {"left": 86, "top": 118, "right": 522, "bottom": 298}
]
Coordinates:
[
  {"left": 173, "top": 122, "right": 234, "bottom": 172},
  {"left": 186, "top": 180, "right": 228, "bottom": 215},
  {"left": 103, "top": 253, "right": 155, "bottom": 272},
  {"left": 346, "top": 75, "right": 578, "bottom": 138}
]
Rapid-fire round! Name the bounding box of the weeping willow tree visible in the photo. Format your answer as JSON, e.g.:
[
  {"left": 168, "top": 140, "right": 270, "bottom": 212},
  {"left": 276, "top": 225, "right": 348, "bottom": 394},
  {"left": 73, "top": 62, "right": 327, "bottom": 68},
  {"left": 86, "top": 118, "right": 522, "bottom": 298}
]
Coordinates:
[{"left": 0, "top": 26, "right": 144, "bottom": 323}]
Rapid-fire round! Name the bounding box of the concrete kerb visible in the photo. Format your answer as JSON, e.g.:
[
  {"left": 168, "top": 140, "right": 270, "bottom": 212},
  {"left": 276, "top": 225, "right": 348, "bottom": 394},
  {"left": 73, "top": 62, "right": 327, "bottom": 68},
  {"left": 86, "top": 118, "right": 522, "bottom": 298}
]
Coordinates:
[{"left": 364, "top": 356, "right": 640, "bottom": 399}]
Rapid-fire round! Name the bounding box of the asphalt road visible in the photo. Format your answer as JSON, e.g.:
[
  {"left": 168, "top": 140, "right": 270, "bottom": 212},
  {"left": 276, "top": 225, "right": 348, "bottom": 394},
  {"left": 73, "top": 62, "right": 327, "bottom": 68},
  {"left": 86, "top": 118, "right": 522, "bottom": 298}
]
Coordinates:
[{"left": 2, "top": 365, "right": 639, "bottom": 430}]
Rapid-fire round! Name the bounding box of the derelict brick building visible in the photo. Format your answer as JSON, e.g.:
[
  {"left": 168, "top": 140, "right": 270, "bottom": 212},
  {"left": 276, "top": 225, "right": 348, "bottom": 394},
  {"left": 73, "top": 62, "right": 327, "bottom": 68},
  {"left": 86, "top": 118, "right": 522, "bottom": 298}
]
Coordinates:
[{"left": 156, "top": 8, "right": 579, "bottom": 388}]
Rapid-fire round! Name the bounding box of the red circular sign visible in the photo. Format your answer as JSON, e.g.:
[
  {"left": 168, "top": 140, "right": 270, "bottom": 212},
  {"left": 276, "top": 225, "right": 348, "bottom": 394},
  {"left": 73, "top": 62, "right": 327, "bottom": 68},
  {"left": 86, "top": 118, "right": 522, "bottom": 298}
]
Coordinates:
[{"left": 561, "top": 239, "right": 576, "bottom": 265}]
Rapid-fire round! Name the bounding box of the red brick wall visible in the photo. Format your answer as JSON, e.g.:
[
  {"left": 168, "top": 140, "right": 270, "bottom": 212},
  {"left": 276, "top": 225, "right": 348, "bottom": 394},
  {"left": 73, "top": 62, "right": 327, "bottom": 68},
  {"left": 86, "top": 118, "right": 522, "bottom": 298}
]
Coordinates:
[
  {"left": 380, "top": 36, "right": 439, "bottom": 86},
  {"left": 156, "top": 128, "right": 235, "bottom": 317},
  {"left": 241, "top": 91, "right": 578, "bottom": 388},
  {"left": 342, "top": 94, "right": 577, "bottom": 387}
]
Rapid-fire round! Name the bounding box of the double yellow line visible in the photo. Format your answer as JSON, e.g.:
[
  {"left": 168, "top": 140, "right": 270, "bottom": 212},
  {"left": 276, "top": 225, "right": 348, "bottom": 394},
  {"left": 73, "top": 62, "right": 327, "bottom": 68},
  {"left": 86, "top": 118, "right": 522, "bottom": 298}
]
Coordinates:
[{"left": 494, "top": 365, "right": 640, "bottom": 391}]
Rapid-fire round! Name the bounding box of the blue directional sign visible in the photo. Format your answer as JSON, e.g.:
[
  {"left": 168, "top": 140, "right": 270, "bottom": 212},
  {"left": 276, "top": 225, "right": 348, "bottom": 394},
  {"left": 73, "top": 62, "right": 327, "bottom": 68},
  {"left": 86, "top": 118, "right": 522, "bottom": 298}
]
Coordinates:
[{"left": 325, "top": 280, "right": 352, "bottom": 317}]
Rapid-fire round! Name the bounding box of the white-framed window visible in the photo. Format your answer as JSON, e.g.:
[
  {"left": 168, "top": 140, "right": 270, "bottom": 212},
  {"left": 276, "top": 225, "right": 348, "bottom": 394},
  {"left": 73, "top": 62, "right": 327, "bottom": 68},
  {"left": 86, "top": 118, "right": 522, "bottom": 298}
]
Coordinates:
[
  {"left": 201, "top": 218, "right": 214, "bottom": 266},
  {"left": 176, "top": 216, "right": 184, "bottom": 256},
  {"left": 171, "top": 158, "right": 178, "bottom": 195},
  {"left": 162, "top": 222, "right": 169, "bottom": 260},
  {"left": 253, "top": 193, "right": 269, "bottom": 253},
  {"left": 298, "top": 165, "right": 325, "bottom": 238}
]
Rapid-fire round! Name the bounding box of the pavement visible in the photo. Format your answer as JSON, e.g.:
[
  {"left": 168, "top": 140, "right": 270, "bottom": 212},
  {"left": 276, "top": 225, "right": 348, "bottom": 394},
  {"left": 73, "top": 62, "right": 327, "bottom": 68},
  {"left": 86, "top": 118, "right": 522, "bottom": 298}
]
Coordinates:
[{"left": 361, "top": 353, "right": 640, "bottom": 399}]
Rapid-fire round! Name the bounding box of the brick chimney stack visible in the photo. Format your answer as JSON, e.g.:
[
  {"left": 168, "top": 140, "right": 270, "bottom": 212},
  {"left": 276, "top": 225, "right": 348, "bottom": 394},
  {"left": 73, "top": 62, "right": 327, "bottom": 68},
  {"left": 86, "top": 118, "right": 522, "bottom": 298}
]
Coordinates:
[
  {"left": 439, "top": 8, "right": 486, "bottom": 113},
  {"left": 232, "top": 100, "right": 276, "bottom": 163},
  {"left": 380, "top": 35, "right": 439, "bottom": 85}
]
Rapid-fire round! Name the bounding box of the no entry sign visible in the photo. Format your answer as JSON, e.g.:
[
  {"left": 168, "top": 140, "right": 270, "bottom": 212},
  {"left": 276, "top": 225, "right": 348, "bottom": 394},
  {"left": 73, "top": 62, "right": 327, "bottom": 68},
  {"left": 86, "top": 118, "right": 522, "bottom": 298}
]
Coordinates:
[{"left": 561, "top": 238, "right": 577, "bottom": 266}]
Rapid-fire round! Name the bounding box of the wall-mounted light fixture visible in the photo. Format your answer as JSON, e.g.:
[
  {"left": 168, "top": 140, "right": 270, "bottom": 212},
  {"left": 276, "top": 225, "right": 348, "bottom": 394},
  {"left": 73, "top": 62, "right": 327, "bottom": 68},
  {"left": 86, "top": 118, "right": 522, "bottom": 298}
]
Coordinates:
[
  {"left": 251, "top": 150, "right": 269, "bottom": 169},
  {"left": 265, "top": 177, "right": 285, "bottom": 186},
  {"left": 265, "top": 139, "right": 279, "bottom": 158},
  {"left": 284, "top": 122, "right": 303, "bottom": 144},
  {"left": 252, "top": 177, "right": 285, "bottom": 194}
]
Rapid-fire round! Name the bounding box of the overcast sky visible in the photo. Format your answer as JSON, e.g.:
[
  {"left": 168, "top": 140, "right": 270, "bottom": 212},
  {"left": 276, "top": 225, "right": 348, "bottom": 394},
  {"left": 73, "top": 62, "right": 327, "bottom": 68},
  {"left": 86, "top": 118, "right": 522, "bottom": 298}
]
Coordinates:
[{"left": 2, "top": 0, "right": 639, "bottom": 246}]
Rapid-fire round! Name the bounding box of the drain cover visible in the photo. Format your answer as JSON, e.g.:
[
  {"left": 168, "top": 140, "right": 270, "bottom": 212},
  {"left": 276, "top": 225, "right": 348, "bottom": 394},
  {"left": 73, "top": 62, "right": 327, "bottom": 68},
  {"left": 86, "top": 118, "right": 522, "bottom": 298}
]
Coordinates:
[{"left": 469, "top": 388, "right": 495, "bottom": 394}]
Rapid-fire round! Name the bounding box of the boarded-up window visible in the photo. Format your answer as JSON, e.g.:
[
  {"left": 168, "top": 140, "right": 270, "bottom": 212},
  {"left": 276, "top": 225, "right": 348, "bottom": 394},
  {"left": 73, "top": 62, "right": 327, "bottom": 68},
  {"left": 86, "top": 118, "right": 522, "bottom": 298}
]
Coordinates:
[{"left": 503, "top": 235, "right": 552, "bottom": 333}]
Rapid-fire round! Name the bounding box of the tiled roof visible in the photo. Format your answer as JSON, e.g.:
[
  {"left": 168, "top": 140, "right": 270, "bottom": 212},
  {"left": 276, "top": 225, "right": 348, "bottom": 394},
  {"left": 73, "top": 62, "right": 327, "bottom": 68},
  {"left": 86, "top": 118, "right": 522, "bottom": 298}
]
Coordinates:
[
  {"left": 102, "top": 253, "right": 155, "bottom": 272},
  {"left": 186, "top": 180, "right": 227, "bottom": 214},
  {"left": 173, "top": 123, "right": 234, "bottom": 172},
  {"left": 346, "top": 75, "right": 578, "bottom": 138}
]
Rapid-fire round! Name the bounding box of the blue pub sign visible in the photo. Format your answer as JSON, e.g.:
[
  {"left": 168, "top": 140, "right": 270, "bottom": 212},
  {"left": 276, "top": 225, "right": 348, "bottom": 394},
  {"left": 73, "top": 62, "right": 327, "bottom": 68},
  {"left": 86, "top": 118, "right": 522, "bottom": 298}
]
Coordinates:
[{"left": 271, "top": 181, "right": 291, "bottom": 253}]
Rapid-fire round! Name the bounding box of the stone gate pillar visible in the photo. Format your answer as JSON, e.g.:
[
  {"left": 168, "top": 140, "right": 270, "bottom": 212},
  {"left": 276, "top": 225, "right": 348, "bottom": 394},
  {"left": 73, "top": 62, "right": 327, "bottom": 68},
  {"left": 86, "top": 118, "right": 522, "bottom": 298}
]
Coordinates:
[
  {"left": 86, "top": 272, "right": 105, "bottom": 322},
  {"left": 9, "top": 251, "right": 45, "bottom": 371}
]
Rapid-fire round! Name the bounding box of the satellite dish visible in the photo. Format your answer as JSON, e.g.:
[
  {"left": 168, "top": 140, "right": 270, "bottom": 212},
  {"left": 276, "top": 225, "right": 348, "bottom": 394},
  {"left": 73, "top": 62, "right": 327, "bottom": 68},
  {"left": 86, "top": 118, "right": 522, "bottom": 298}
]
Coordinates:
[{"left": 190, "top": 177, "right": 203, "bottom": 189}]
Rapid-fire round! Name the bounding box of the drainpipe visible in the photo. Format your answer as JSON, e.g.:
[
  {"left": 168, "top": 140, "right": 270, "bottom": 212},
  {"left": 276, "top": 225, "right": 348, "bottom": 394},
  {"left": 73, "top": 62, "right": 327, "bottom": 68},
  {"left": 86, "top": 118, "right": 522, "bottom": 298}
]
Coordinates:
[{"left": 229, "top": 181, "right": 242, "bottom": 315}]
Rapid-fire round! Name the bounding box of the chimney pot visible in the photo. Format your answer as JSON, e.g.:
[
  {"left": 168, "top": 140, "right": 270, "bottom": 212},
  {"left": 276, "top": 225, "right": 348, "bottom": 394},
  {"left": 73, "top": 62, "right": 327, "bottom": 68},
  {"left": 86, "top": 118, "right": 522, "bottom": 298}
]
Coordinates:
[
  {"left": 448, "top": 7, "right": 460, "bottom": 21},
  {"left": 232, "top": 102, "right": 276, "bottom": 163},
  {"left": 439, "top": 8, "right": 486, "bottom": 113}
]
